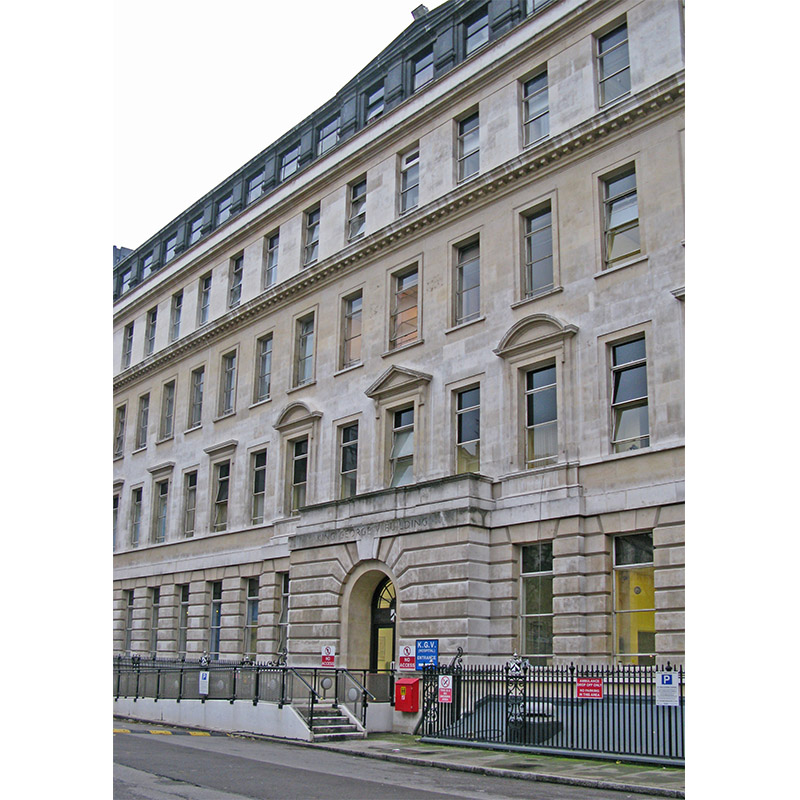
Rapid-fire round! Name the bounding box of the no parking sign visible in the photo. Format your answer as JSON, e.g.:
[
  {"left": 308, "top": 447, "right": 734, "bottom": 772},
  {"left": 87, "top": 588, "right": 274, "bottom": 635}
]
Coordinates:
[
  {"left": 321, "top": 645, "right": 336, "bottom": 667},
  {"left": 398, "top": 644, "right": 416, "bottom": 670},
  {"left": 438, "top": 674, "right": 453, "bottom": 703}
]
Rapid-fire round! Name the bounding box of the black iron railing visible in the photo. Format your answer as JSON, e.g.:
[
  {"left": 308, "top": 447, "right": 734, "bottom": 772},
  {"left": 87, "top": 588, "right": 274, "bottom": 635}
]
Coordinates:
[
  {"left": 113, "top": 655, "right": 381, "bottom": 730},
  {"left": 419, "top": 657, "right": 685, "bottom": 765}
]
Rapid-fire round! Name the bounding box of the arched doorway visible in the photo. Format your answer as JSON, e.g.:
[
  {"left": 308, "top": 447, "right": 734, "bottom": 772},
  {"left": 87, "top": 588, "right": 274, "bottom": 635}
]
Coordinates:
[{"left": 370, "top": 577, "right": 396, "bottom": 672}]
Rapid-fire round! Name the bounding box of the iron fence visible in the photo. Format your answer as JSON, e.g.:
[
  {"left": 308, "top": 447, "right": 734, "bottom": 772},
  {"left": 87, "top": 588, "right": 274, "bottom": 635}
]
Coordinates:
[
  {"left": 113, "top": 655, "right": 378, "bottom": 729},
  {"left": 419, "top": 657, "right": 684, "bottom": 765}
]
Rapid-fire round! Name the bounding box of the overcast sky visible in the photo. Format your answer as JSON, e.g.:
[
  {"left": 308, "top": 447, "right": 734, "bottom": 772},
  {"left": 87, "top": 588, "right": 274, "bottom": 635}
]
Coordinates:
[{"left": 114, "top": 0, "right": 446, "bottom": 251}]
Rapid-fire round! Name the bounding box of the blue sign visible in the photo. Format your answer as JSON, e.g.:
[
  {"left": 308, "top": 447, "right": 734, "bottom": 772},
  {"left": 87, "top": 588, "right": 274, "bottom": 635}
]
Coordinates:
[{"left": 415, "top": 639, "right": 439, "bottom": 670}]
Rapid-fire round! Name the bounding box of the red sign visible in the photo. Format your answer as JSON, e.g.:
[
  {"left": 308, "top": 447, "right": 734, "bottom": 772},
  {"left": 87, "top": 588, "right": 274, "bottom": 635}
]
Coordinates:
[
  {"left": 321, "top": 645, "right": 336, "bottom": 667},
  {"left": 438, "top": 674, "right": 453, "bottom": 703},
  {"left": 576, "top": 677, "right": 603, "bottom": 698},
  {"left": 398, "top": 644, "right": 416, "bottom": 670}
]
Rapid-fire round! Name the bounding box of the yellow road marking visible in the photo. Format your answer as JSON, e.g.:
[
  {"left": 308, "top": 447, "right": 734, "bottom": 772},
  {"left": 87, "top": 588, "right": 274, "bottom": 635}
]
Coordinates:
[
  {"left": 113, "top": 729, "right": 131, "bottom": 733},
  {"left": 149, "top": 730, "right": 172, "bottom": 735},
  {"left": 189, "top": 732, "right": 210, "bottom": 736}
]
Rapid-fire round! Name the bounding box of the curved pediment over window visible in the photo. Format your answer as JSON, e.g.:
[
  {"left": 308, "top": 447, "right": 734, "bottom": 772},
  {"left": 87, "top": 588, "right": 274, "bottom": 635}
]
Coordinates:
[
  {"left": 273, "top": 401, "right": 322, "bottom": 432},
  {"left": 494, "top": 314, "right": 578, "bottom": 360},
  {"left": 365, "top": 365, "right": 432, "bottom": 403}
]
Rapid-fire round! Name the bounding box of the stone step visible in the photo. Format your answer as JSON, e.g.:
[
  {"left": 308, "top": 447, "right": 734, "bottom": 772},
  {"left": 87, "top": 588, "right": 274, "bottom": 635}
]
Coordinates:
[
  {"left": 313, "top": 724, "right": 359, "bottom": 734},
  {"left": 312, "top": 731, "right": 367, "bottom": 742}
]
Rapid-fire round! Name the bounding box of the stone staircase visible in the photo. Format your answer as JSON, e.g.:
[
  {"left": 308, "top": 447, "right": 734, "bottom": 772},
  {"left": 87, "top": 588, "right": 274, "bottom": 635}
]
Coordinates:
[{"left": 309, "top": 703, "right": 366, "bottom": 742}]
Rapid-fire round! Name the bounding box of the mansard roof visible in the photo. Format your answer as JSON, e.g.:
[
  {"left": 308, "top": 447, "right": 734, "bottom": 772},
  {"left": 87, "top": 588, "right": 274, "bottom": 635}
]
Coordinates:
[{"left": 113, "top": 0, "right": 550, "bottom": 301}]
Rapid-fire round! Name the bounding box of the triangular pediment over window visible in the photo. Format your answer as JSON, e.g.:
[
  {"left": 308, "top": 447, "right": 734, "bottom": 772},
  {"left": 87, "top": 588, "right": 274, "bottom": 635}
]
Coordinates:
[
  {"left": 365, "top": 365, "right": 432, "bottom": 403},
  {"left": 494, "top": 314, "right": 578, "bottom": 360},
  {"left": 273, "top": 401, "right": 322, "bottom": 432}
]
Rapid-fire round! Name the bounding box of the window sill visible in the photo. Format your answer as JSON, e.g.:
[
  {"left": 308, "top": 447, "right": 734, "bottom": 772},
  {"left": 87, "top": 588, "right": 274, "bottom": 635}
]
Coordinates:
[
  {"left": 510, "top": 286, "right": 563, "bottom": 309},
  {"left": 249, "top": 397, "right": 272, "bottom": 410},
  {"left": 458, "top": 172, "right": 480, "bottom": 185},
  {"left": 382, "top": 338, "right": 424, "bottom": 358},
  {"left": 598, "top": 91, "right": 632, "bottom": 112},
  {"left": 113, "top": 454, "right": 124, "bottom": 463},
  {"left": 445, "top": 316, "right": 485, "bottom": 335},
  {"left": 334, "top": 362, "right": 363, "bottom": 378},
  {"left": 523, "top": 134, "right": 550, "bottom": 150},
  {"left": 184, "top": 425, "right": 202, "bottom": 435},
  {"left": 213, "top": 411, "right": 236, "bottom": 423},
  {"left": 594, "top": 254, "right": 648, "bottom": 279},
  {"left": 287, "top": 380, "right": 316, "bottom": 394},
  {"left": 155, "top": 435, "right": 174, "bottom": 446},
  {"left": 132, "top": 446, "right": 147, "bottom": 455}
]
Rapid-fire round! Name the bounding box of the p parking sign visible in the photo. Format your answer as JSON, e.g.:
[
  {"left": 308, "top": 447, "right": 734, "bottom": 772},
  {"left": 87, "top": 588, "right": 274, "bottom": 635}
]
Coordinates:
[{"left": 655, "top": 671, "right": 679, "bottom": 706}]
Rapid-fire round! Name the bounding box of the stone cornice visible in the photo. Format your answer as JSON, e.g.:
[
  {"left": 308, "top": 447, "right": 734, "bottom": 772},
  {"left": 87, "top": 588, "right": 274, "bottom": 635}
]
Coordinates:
[{"left": 113, "top": 73, "right": 684, "bottom": 393}]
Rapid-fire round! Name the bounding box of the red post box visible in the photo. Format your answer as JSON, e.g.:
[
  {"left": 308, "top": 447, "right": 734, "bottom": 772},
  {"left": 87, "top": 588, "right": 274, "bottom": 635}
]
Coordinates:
[{"left": 394, "top": 677, "right": 420, "bottom": 712}]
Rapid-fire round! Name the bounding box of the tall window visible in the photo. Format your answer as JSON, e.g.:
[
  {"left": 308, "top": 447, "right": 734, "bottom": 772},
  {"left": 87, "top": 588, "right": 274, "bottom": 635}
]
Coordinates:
[
  {"left": 464, "top": 7, "right": 489, "bottom": 55},
  {"left": 390, "top": 407, "right": 414, "bottom": 487},
  {"left": 294, "top": 315, "right": 315, "bottom": 387},
  {"left": 457, "top": 112, "right": 480, "bottom": 181},
  {"left": 219, "top": 351, "right": 237, "bottom": 416},
  {"left": 348, "top": 179, "right": 367, "bottom": 240},
  {"left": 390, "top": 267, "right": 419, "bottom": 349},
  {"left": 114, "top": 405, "right": 126, "bottom": 458},
  {"left": 216, "top": 193, "right": 233, "bottom": 225},
  {"left": 614, "top": 533, "right": 655, "bottom": 664},
  {"left": 289, "top": 438, "right": 308, "bottom": 513},
  {"left": 251, "top": 450, "right": 268, "bottom": 524},
  {"left": 122, "top": 323, "right": 134, "bottom": 369},
  {"left": 152, "top": 480, "right": 169, "bottom": 543},
  {"left": 341, "top": 292, "right": 362, "bottom": 368},
  {"left": 317, "top": 115, "right": 340, "bottom": 155},
  {"left": 412, "top": 47, "right": 433, "bottom": 91},
  {"left": 611, "top": 337, "right": 649, "bottom": 452},
  {"left": 455, "top": 241, "right": 480, "bottom": 325},
  {"left": 136, "top": 394, "right": 149, "bottom": 450},
  {"left": 255, "top": 335, "right": 273, "bottom": 402},
  {"left": 523, "top": 203, "right": 554, "bottom": 297},
  {"left": 170, "top": 290, "right": 183, "bottom": 341},
  {"left": 125, "top": 590, "right": 135, "bottom": 653},
  {"left": 150, "top": 587, "right": 160, "bottom": 654},
  {"left": 603, "top": 165, "right": 639, "bottom": 267},
  {"left": 264, "top": 233, "right": 279, "bottom": 288},
  {"left": 198, "top": 273, "right": 212, "bottom": 325},
  {"left": 209, "top": 581, "right": 223, "bottom": 659},
  {"left": 159, "top": 380, "right": 175, "bottom": 439},
  {"left": 247, "top": 169, "right": 265, "bottom": 204},
  {"left": 189, "top": 214, "right": 204, "bottom": 245},
  {"left": 400, "top": 149, "right": 420, "bottom": 213},
  {"left": 130, "top": 487, "right": 142, "bottom": 547},
  {"left": 521, "top": 542, "right": 553, "bottom": 663},
  {"left": 145, "top": 307, "right": 158, "bottom": 355},
  {"left": 183, "top": 471, "right": 197, "bottom": 537},
  {"left": 523, "top": 71, "right": 549, "bottom": 145},
  {"left": 280, "top": 143, "right": 300, "bottom": 181},
  {"left": 304, "top": 207, "right": 320, "bottom": 266},
  {"left": 365, "top": 80, "right": 384, "bottom": 123},
  {"left": 339, "top": 423, "right": 359, "bottom": 499},
  {"left": 189, "top": 366, "right": 204, "bottom": 429},
  {"left": 456, "top": 386, "right": 480, "bottom": 473},
  {"left": 525, "top": 364, "right": 557, "bottom": 468},
  {"left": 178, "top": 584, "right": 190, "bottom": 656},
  {"left": 229, "top": 255, "right": 243, "bottom": 308},
  {"left": 244, "top": 578, "right": 259, "bottom": 659},
  {"left": 277, "top": 572, "right": 289, "bottom": 654},
  {"left": 113, "top": 494, "right": 120, "bottom": 547},
  {"left": 597, "top": 23, "right": 630, "bottom": 105},
  {"left": 213, "top": 461, "right": 230, "bottom": 532},
  {"left": 163, "top": 234, "right": 177, "bottom": 264}
]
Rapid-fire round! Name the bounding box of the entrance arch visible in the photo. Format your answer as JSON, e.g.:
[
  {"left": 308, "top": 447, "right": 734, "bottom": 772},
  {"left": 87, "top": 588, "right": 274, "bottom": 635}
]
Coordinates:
[{"left": 341, "top": 563, "right": 397, "bottom": 671}]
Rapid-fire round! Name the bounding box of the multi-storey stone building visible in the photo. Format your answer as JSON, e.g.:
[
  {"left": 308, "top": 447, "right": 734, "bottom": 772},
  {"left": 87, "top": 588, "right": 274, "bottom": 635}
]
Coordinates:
[{"left": 113, "top": 0, "right": 685, "bottom": 685}]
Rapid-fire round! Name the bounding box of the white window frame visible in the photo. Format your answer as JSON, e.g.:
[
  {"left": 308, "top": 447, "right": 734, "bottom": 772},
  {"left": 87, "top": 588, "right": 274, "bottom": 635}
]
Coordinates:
[
  {"left": 294, "top": 314, "right": 315, "bottom": 387},
  {"left": 610, "top": 335, "right": 650, "bottom": 453},
  {"left": 457, "top": 111, "right": 480, "bottom": 182},
  {"left": 339, "top": 422, "right": 359, "bottom": 499},
  {"left": 159, "top": 380, "right": 176, "bottom": 440},
  {"left": 613, "top": 532, "right": 656, "bottom": 665},
  {"left": 212, "top": 461, "right": 231, "bottom": 532},
  {"left": 198, "top": 273, "right": 212, "bottom": 326},
  {"left": 247, "top": 169, "right": 265, "bottom": 205},
  {"left": 602, "top": 164, "right": 640, "bottom": 268},
  {"left": 464, "top": 7, "right": 489, "bottom": 55},
  {"left": 389, "top": 406, "right": 414, "bottom": 487},
  {"left": 303, "top": 207, "right": 320, "bottom": 266},
  {"left": 145, "top": 307, "right": 158, "bottom": 355},
  {"left": 254, "top": 334, "right": 273, "bottom": 403},
  {"left": 524, "top": 361, "right": 558, "bottom": 469},
  {"left": 264, "top": 232, "right": 279, "bottom": 288},
  {"left": 188, "top": 366, "right": 204, "bottom": 429},
  {"left": 348, "top": 179, "right": 367, "bottom": 241},
  {"left": 520, "top": 541, "right": 554, "bottom": 663},
  {"left": 454, "top": 238, "right": 480, "bottom": 325},
  {"left": 522, "top": 70, "right": 549, "bottom": 146},
  {"left": 170, "top": 291, "right": 183, "bottom": 342},
  {"left": 183, "top": 471, "right": 197, "bottom": 538},
  {"left": 251, "top": 449, "right": 268, "bottom": 525},
  {"left": 114, "top": 404, "right": 126, "bottom": 458},
  {"left": 122, "top": 323, "right": 134, "bottom": 369},
  {"left": 208, "top": 581, "right": 223, "bottom": 659},
  {"left": 130, "top": 487, "right": 143, "bottom": 547},
  {"left": 229, "top": 254, "right": 244, "bottom": 309},
  {"left": 389, "top": 266, "right": 419, "bottom": 350},
  {"left": 280, "top": 143, "right": 300, "bottom": 181},
  {"left": 152, "top": 479, "right": 169, "bottom": 543},
  {"left": 399, "top": 148, "right": 420, "bottom": 214},
  {"left": 178, "top": 584, "right": 190, "bottom": 656},
  {"left": 317, "top": 115, "right": 340, "bottom": 155},
  {"left": 218, "top": 350, "right": 238, "bottom": 417},
  {"left": 244, "top": 578, "right": 260, "bottom": 659},
  {"left": 216, "top": 193, "right": 232, "bottom": 225},
  {"left": 341, "top": 291, "right": 363, "bottom": 369},
  {"left": 150, "top": 587, "right": 160, "bottom": 654},
  {"left": 522, "top": 201, "right": 555, "bottom": 298},
  {"left": 597, "top": 21, "right": 631, "bottom": 107},
  {"left": 455, "top": 385, "right": 480, "bottom": 474},
  {"left": 289, "top": 437, "right": 309, "bottom": 514},
  {"left": 136, "top": 393, "right": 149, "bottom": 450}
]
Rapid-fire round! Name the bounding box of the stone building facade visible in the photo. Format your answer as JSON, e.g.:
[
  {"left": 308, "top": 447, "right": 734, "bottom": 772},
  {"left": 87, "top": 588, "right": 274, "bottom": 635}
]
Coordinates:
[{"left": 113, "top": 0, "right": 685, "bottom": 679}]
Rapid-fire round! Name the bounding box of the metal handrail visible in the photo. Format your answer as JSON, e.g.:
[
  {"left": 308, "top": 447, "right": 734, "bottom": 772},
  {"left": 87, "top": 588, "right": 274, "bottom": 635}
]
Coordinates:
[{"left": 340, "top": 668, "right": 377, "bottom": 701}]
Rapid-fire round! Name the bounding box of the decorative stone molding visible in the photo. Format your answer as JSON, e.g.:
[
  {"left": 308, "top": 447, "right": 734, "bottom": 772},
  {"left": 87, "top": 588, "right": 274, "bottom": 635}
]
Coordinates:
[
  {"left": 146, "top": 461, "right": 175, "bottom": 476},
  {"left": 273, "top": 402, "right": 323, "bottom": 433},
  {"left": 202, "top": 440, "right": 238, "bottom": 457},
  {"left": 494, "top": 314, "right": 577, "bottom": 360},
  {"left": 364, "top": 365, "right": 432, "bottom": 404}
]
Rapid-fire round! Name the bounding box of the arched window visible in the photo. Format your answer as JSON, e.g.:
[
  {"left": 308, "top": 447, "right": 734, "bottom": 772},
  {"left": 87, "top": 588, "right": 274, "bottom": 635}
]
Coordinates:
[{"left": 370, "top": 577, "right": 396, "bottom": 672}]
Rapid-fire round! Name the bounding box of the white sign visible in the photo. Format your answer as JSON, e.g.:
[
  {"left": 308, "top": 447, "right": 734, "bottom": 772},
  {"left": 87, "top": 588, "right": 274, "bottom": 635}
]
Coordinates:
[
  {"left": 321, "top": 645, "right": 336, "bottom": 667},
  {"left": 398, "top": 643, "right": 416, "bottom": 670},
  {"left": 199, "top": 670, "right": 209, "bottom": 695},
  {"left": 438, "top": 674, "right": 453, "bottom": 704},
  {"left": 655, "top": 672, "right": 679, "bottom": 706}
]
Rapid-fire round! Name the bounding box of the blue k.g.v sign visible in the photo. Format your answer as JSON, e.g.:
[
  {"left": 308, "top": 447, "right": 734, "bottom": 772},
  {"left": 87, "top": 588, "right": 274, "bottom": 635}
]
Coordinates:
[{"left": 415, "top": 639, "right": 439, "bottom": 670}]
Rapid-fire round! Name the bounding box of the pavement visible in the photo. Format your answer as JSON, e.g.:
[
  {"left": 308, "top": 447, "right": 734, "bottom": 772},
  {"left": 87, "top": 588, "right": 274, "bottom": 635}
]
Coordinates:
[{"left": 114, "top": 717, "right": 685, "bottom": 798}]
